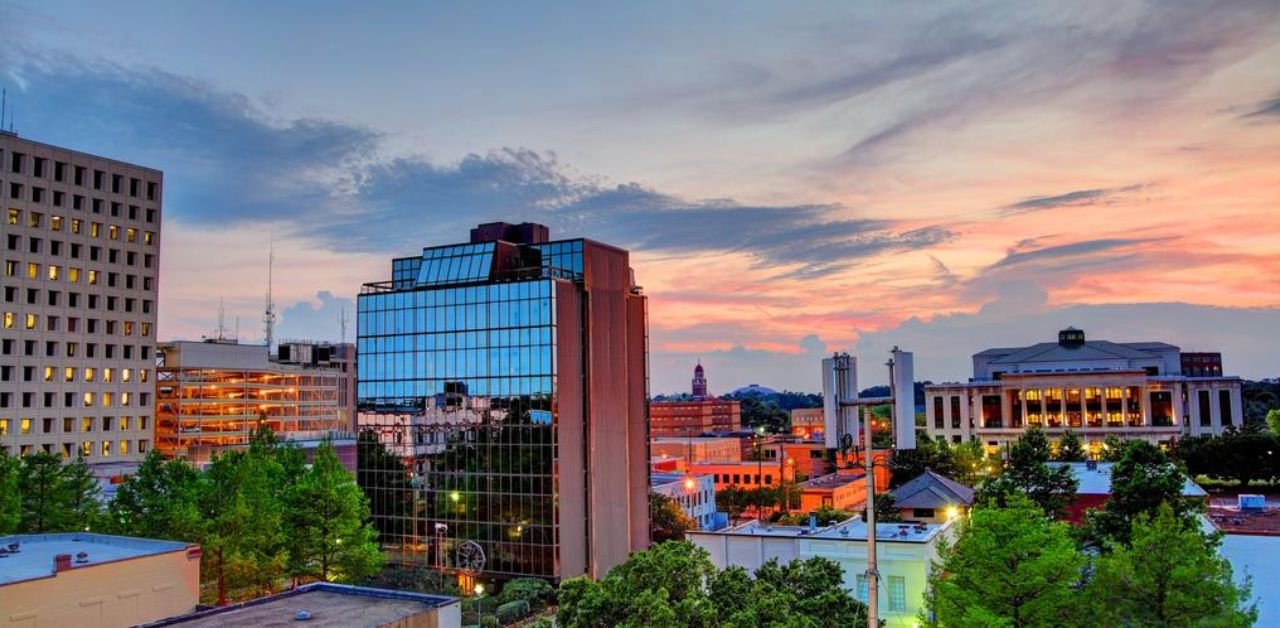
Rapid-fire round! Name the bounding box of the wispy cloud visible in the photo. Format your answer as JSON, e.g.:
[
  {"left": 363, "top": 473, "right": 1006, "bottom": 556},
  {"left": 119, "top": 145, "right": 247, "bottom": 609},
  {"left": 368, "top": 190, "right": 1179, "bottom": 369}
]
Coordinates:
[
  {"left": 1003, "top": 184, "right": 1148, "bottom": 214},
  {"left": 992, "top": 237, "right": 1171, "bottom": 269},
  {"left": 1240, "top": 91, "right": 1280, "bottom": 119}
]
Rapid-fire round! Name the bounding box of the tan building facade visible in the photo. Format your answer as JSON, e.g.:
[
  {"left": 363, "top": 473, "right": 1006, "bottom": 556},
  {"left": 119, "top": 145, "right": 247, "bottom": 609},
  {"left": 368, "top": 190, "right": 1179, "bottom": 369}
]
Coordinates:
[
  {"left": 925, "top": 328, "right": 1244, "bottom": 451},
  {"left": 0, "top": 533, "right": 200, "bottom": 628},
  {"left": 0, "top": 132, "right": 162, "bottom": 466},
  {"left": 650, "top": 436, "right": 742, "bottom": 464}
]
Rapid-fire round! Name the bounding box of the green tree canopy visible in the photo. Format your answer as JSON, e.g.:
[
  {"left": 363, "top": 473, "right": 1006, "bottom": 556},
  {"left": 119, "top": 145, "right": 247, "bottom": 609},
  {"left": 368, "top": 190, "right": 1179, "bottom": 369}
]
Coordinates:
[
  {"left": 107, "top": 449, "right": 203, "bottom": 540},
  {"left": 17, "top": 452, "right": 102, "bottom": 533},
  {"left": 556, "top": 541, "right": 868, "bottom": 628},
  {"left": 651, "top": 492, "right": 697, "bottom": 543},
  {"left": 889, "top": 435, "right": 960, "bottom": 487},
  {"left": 1054, "top": 431, "right": 1086, "bottom": 462},
  {"left": 0, "top": 452, "right": 21, "bottom": 534},
  {"left": 1085, "top": 503, "right": 1256, "bottom": 626},
  {"left": 928, "top": 494, "right": 1085, "bottom": 628},
  {"left": 284, "top": 442, "right": 383, "bottom": 583},
  {"left": 977, "top": 427, "right": 1078, "bottom": 517},
  {"left": 1087, "top": 440, "right": 1197, "bottom": 547}
]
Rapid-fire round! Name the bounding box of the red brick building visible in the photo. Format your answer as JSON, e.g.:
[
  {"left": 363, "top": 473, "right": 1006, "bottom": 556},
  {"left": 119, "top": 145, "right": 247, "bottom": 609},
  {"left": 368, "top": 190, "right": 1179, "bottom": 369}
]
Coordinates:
[{"left": 650, "top": 363, "right": 741, "bottom": 437}]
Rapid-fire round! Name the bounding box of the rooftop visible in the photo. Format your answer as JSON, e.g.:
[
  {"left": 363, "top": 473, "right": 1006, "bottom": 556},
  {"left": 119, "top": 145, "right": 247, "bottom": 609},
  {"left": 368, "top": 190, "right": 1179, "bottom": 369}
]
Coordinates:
[
  {"left": 651, "top": 472, "right": 711, "bottom": 487},
  {"left": 1051, "top": 462, "right": 1208, "bottom": 497},
  {"left": 0, "top": 533, "right": 191, "bottom": 586},
  {"left": 801, "top": 473, "right": 865, "bottom": 489},
  {"left": 145, "top": 583, "right": 459, "bottom": 627},
  {"left": 891, "top": 469, "right": 976, "bottom": 509},
  {"left": 704, "top": 517, "right": 950, "bottom": 543}
]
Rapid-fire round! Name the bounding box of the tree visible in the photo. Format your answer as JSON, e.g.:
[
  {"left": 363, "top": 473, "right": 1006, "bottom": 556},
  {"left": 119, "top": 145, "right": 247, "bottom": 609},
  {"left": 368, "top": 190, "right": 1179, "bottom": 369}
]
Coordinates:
[
  {"left": 284, "top": 442, "right": 383, "bottom": 583},
  {"left": 0, "top": 452, "right": 20, "bottom": 534},
  {"left": 715, "top": 486, "right": 750, "bottom": 521},
  {"left": 928, "top": 495, "right": 1085, "bottom": 627},
  {"left": 977, "top": 427, "right": 1078, "bottom": 518},
  {"left": 1085, "top": 503, "right": 1256, "bottom": 626},
  {"left": 1101, "top": 434, "right": 1127, "bottom": 461},
  {"left": 61, "top": 457, "right": 103, "bottom": 532},
  {"left": 874, "top": 492, "right": 904, "bottom": 523},
  {"left": 556, "top": 541, "right": 868, "bottom": 628},
  {"left": 18, "top": 452, "right": 73, "bottom": 532},
  {"left": 1267, "top": 408, "right": 1280, "bottom": 434},
  {"left": 889, "top": 435, "right": 959, "bottom": 487},
  {"left": 1054, "top": 431, "right": 1086, "bottom": 462},
  {"left": 650, "top": 493, "right": 696, "bottom": 543},
  {"left": 556, "top": 540, "right": 717, "bottom": 627},
  {"left": 1087, "top": 440, "right": 1196, "bottom": 547},
  {"left": 200, "top": 446, "right": 289, "bottom": 604},
  {"left": 108, "top": 450, "right": 203, "bottom": 541}
]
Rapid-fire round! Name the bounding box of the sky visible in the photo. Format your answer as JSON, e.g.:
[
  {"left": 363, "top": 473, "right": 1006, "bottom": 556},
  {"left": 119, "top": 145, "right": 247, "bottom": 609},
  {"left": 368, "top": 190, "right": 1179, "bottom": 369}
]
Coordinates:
[{"left": 2, "top": 1, "right": 1278, "bottom": 393}]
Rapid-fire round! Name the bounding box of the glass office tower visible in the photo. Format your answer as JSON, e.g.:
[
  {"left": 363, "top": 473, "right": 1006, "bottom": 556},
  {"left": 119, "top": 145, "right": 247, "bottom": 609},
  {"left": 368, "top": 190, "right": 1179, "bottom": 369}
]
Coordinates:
[{"left": 357, "top": 222, "right": 648, "bottom": 584}]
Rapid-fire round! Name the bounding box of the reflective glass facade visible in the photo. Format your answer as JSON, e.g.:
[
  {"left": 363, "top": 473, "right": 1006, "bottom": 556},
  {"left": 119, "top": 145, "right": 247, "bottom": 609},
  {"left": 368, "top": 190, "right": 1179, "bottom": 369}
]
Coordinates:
[{"left": 358, "top": 224, "right": 648, "bottom": 583}]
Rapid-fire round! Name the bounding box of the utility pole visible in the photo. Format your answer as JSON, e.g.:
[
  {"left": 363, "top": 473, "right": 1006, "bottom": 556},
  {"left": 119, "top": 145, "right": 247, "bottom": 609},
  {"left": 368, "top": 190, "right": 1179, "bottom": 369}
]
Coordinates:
[{"left": 863, "top": 404, "right": 878, "bottom": 628}]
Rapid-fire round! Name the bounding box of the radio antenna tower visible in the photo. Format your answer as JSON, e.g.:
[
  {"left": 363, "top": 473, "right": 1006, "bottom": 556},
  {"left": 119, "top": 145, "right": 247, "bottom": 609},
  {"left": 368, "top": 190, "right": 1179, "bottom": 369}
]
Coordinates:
[
  {"left": 214, "top": 297, "right": 229, "bottom": 341},
  {"left": 338, "top": 308, "right": 349, "bottom": 344},
  {"left": 264, "top": 237, "right": 277, "bottom": 349}
]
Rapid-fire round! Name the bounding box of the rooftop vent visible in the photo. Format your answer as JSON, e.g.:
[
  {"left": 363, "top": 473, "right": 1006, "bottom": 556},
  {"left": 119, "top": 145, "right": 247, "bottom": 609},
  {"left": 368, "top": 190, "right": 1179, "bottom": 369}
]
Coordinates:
[
  {"left": 75, "top": 551, "right": 89, "bottom": 563},
  {"left": 7, "top": 541, "right": 19, "bottom": 553},
  {"left": 295, "top": 610, "right": 313, "bottom": 621}
]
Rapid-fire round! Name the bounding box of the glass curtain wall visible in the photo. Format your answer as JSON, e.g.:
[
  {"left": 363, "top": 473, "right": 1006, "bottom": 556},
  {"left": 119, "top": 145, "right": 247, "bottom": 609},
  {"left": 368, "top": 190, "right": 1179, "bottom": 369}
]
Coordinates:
[{"left": 358, "top": 274, "right": 560, "bottom": 579}]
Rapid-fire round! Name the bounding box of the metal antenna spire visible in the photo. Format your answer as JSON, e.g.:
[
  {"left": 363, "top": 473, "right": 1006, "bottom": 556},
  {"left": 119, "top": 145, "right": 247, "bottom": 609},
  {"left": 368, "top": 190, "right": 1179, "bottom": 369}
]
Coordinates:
[
  {"left": 339, "top": 308, "right": 349, "bottom": 344},
  {"left": 215, "top": 297, "right": 228, "bottom": 340},
  {"left": 264, "top": 235, "right": 277, "bottom": 349}
]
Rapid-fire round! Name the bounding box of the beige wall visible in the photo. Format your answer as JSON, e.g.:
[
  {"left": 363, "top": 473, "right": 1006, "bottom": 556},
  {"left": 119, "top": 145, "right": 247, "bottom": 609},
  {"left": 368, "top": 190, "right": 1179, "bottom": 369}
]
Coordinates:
[{"left": 0, "top": 548, "right": 199, "bottom": 628}]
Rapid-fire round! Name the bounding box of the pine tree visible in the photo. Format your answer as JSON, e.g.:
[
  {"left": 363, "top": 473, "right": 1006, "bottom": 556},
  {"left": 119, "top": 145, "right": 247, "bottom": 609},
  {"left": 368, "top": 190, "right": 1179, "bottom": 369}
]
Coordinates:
[
  {"left": 1054, "top": 430, "right": 1086, "bottom": 462},
  {"left": 108, "top": 450, "right": 203, "bottom": 540},
  {"left": 18, "top": 452, "right": 72, "bottom": 532},
  {"left": 284, "top": 443, "right": 383, "bottom": 583},
  {"left": 0, "top": 452, "right": 20, "bottom": 534},
  {"left": 977, "top": 427, "right": 1078, "bottom": 517},
  {"left": 62, "top": 457, "right": 103, "bottom": 531},
  {"left": 1087, "top": 440, "right": 1196, "bottom": 547}
]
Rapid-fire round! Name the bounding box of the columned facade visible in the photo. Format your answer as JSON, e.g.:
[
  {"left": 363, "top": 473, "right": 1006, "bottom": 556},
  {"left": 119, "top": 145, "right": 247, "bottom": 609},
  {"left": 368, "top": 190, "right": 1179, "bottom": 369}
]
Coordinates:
[{"left": 924, "top": 329, "right": 1243, "bottom": 451}]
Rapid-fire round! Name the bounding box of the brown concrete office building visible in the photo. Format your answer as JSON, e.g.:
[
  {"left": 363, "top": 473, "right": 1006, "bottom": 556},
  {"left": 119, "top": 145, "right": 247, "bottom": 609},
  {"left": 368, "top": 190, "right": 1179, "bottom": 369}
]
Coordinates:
[
  {"left": 357, "top": 222, "right": 649, "bottom": 584},
  {"left": 0, "top": 132, "right": 161, "bottom": 467}
]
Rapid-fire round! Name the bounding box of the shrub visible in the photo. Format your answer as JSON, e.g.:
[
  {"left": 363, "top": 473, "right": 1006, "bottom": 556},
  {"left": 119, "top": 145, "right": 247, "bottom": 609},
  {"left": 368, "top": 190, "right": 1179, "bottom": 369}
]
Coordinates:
[
  {"left": 479, "top": 615, "right": 501, "bottom": 628},
  {"left": 496, "top": 599, "right": 531, "bottom": 625},
  {"left": 498, "top": 577, "right": 555, "bottom": 608}
]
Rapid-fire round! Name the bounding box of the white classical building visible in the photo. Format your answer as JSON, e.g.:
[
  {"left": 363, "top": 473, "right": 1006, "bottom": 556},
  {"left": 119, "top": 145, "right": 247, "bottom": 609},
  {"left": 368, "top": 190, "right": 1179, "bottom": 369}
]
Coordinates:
[
  {"left": 687, "top": 518, "right": 955, "bottom": 627},
  {"left": 925, "top": 328, "right": 1244, "bottom": 453}
]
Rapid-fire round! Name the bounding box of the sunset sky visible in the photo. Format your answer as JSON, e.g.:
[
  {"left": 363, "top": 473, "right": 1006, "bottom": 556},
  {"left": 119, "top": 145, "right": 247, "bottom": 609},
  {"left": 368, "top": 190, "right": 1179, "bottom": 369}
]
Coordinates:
[{"left": 3, "top": 1, "right": 1278, "bottom": 392}]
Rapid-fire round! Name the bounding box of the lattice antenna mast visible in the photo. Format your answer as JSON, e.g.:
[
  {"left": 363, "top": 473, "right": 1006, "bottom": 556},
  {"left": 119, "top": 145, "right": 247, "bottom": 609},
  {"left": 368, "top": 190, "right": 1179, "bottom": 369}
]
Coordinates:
[
  {"left": 264, "top": 237, "right": 277, "bottom": 349},
  {"left": 339, "top": 308, "right": 349, "bottom": 344}
]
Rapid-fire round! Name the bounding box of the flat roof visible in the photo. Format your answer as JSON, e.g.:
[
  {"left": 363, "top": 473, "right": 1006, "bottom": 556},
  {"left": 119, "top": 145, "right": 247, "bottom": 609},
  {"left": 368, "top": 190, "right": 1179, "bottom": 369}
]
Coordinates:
[
  {"left": 699, "top": 517, "right": 950, "bottom": 544},
  {"left": 649, "top": 436, "right": 741, "bottom": 444},
  {"left": 0, "top": 533, "right": 190, "bottom": 586},
  {"left": 146, "top": 583, "right": 458, "bottom": 627},
  {"left": 1052, "top": 462, "right": 1208, "bottom": 497},
  {"left": 652, "top": 472, "right": 712, "bottom": 486},
  {"left": 801, "top": 473, "right": 865, "bottom": 489},
  {"left": 1219, "top": 534, "right": 1280, "bottom": 627}
]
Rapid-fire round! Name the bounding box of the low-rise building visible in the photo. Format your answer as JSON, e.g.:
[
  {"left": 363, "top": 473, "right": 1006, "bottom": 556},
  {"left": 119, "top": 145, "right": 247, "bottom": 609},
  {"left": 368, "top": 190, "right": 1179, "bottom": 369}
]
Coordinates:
[
  {"left": 155, "top": 339, "right": 349, "bottom": 463},
  {"left": 790, "top": 407, "right": 825, "bottom": 441},
  {"left": 1054, "top": 460, "right": 1208, "bottom": 524},
  {"left": 0, "top": 532, "right": 201, "bottom": 627},
  {"left": 688, "top": 518, "right": 956, "bottom": 628},
  {"left": 692, "top": 459, "right": 797, "bottom": 492},
  {"left": 925, "top": 328, "right": 1244, "bottom": 452},
  {"left": 651, "top": 471, "right": 720, "bottom": 530},
  {"left": 649, "top": 436, "right": 742, "bottom": 465},
  {"left": 146, "top": 582, "right": 461, "bottom": 628},
  {"left": 889, "top": 470, "right": 975, "bottom": 523},
  {"left": 798, "top": 473, "right": 867, "bottom": 512}
]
